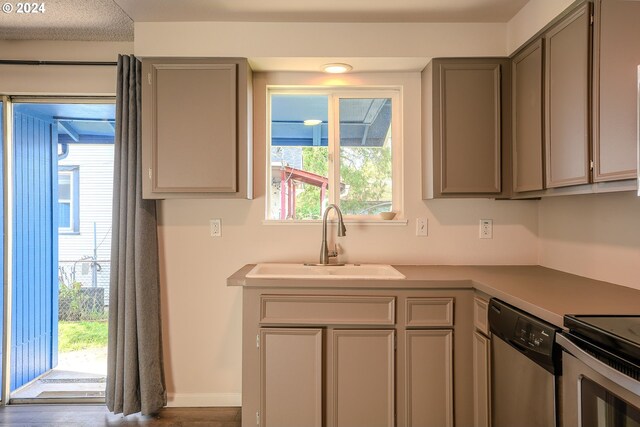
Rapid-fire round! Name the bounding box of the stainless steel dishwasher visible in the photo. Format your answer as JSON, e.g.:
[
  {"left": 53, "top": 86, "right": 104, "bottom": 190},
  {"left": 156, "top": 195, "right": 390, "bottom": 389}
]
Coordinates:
[{"left": 489, "top": 298, "right": 562, "bottom": 427}]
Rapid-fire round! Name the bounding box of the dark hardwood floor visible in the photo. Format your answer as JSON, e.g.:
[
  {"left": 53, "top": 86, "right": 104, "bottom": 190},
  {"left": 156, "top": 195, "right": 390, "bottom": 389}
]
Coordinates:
[{"left": 0, "top": 405, "right": 241, "bottom": 426}]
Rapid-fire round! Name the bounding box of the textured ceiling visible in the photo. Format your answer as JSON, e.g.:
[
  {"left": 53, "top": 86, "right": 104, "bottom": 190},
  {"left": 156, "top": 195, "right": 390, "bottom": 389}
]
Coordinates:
[
  {"left": 0, "top": 0, "right": 530, "bottom": 42},
  {"left": 113, "top": 0, "right": 529, "bottom": 23},
  {"left": 0, "top": 0, "right": 133, "bottom": 41}
]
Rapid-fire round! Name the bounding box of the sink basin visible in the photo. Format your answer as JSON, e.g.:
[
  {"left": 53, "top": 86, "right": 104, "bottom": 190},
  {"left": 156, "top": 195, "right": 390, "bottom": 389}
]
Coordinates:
[{"left": 246, "top": 263, "right": 406, "bottom": 280}]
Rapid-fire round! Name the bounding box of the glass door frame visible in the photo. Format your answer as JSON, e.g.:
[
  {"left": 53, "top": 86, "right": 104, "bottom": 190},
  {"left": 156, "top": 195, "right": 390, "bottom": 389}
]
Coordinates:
[{"left": 0, "top": 95, "right": 115, "bottom": 405}]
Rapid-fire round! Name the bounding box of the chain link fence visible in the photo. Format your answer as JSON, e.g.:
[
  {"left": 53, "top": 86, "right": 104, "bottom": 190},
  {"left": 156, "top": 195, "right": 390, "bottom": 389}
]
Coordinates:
[{"left": 58, "top": 259, "right": 110, "bottom": 321}]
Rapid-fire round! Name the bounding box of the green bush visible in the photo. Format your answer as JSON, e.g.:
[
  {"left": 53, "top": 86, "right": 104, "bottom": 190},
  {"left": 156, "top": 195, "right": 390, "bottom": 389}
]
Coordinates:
[{"left": 58, "top": 282, "right": 107, "bottom": 321}]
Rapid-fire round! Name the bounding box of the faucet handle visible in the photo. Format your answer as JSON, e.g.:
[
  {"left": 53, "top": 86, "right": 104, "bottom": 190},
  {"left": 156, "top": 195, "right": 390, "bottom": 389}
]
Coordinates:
[{"left": 328, "top": 244, "right": 339, "bottom": 258}]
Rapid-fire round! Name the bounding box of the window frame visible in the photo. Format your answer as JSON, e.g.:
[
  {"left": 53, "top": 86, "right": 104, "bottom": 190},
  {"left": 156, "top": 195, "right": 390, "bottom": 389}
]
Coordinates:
[
  {"left": 57, "top": 165, "right": 80, "bottom": 234},
  {"left": 266, "top": 87, "right": 403, "bottom": 221}
]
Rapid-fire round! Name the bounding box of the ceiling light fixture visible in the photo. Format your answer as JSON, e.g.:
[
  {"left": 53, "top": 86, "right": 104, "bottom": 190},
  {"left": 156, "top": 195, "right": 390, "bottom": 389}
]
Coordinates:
[
  {"left": 322, "top": 63, "right": 353, "bottom": 74},
  {"left": 303, "top": 119, "right": 322, "bottom": 126}
]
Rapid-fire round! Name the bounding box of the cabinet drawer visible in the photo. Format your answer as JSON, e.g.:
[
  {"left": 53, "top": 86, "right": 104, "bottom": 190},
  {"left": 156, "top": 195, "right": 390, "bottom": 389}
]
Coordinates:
[
  {"left": 260, "top": 295, "right": 395, "bottom": 326},
  {"left": 405, "top": 298, "right": 454, "bottom": 327},
  {"left": 474, "top": 296, "right": 490, "bottom": 335}
]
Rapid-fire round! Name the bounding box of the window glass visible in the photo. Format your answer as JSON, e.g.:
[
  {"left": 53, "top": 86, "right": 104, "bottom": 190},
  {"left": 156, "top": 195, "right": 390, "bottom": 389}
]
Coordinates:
[
  {"left": 268, "top": 90, "right": 399, "bottom": 221},
  {"left": 58, "top": 173, "right": 71, "bottom": 200},
  {"left": 338, "top": 98, "right": 393, "bottom": 215},
  {"left": 270, "top": 94, "right": 329, "bottom": 220}
]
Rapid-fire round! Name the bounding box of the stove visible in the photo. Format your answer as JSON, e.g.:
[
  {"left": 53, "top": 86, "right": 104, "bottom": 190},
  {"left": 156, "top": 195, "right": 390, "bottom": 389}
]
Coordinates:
[
  {"left": 563, "top": 315, "right": 640, "bottom": 379},
  {"left": 559, "top": 316, "right": 640, "bottom": 427}
]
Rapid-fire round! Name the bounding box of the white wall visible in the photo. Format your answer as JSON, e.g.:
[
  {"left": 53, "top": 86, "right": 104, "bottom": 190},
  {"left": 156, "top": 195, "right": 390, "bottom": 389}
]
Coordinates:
[
  {"left": 538, "top": 192, "right": 640, "bottom": 290},
  {"left": 132, "top": 22, "right": 541, "bottom": 406},
  {"left": 506, "top": 0, "right": 575, "bottom": 54},
  {"left": 156, "top": 71, "right": 540, "bottom": 406},
  {"left": 0, "top": 40, "right": 132, "bottom": 95},
  {"left": 135, "top": 21, "right": 508, "bottom": 59}
]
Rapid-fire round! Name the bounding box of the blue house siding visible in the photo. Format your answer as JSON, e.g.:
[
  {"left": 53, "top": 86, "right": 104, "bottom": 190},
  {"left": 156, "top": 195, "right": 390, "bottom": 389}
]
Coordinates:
[{"left": 11, "top": 112, "right": 58, "bottom": 391}]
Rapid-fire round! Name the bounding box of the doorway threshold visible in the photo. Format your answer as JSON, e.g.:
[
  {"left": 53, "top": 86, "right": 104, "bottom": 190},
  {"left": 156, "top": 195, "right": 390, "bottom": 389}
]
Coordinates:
[{"left": 10, "top": 368, "right": 106, "bottom": 402}]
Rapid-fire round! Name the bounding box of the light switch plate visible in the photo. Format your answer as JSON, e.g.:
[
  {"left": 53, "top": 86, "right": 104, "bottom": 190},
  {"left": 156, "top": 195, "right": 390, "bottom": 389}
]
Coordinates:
[{"left": 416, "top": 218, "right": 428, "bottom": 236}]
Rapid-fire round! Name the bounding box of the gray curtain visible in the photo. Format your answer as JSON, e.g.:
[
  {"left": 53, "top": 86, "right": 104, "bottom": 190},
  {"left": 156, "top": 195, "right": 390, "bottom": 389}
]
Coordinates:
[{"left": 106, "top": 54, "right": 166, "bottom": 416}]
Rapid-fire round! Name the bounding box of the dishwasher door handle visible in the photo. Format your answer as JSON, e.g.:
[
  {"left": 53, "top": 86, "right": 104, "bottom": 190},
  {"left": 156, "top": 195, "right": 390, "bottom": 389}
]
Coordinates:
[{"left": 508, "top": 337, "right": 529, "bottom": 351}]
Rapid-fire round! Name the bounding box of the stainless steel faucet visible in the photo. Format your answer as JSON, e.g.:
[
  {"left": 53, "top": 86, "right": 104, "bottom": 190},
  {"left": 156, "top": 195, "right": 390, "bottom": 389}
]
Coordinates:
[{"left": 319, "top": 204, "right": 347, "bottom": 265}]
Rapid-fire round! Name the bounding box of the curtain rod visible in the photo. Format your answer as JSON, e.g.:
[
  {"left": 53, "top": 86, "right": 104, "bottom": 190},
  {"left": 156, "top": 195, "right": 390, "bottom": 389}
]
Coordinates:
[{"left": 0, "top": 60, "right": 117, "bottom": 66}]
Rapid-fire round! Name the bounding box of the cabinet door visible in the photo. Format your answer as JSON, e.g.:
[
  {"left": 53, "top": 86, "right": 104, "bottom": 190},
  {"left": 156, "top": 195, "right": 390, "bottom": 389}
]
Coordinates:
[
  {"left": 152, "top": 62, "right": 236, "bottom": 193},
  {"left": 404, "top": 330, "right": 453, "bottom": 427},
  {"left": 330, "top": 330, "right": 395, "bottom": 427},
  {"left": 473, "top": 331, "right": 491, "bottom": 427},
  {"left": 593, "top": 0, "right": 640, "bottom": 181},
  {"left": 260, "top": 328, "right": 322, "bottom": 427},
  {"left": 437, "top": 63, "right": 502, "bottom": 194},
  {"left": 512, "top": 40, "right": 544, "bottom": 192},
  {"left": 544, "top": 4, "right": 592, "bottom": 188}
]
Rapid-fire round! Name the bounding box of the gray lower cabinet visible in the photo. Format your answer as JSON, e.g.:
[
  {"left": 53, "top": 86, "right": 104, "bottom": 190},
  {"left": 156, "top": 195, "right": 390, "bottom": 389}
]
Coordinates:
[
  {"left": 473, "top": 332, "right": 491, "bottom": 427},
  {"left": 329, "top": 330, "right": 395, "bottom": 427},
  {"left": 259, "top": 327, "right": 394, "bottom": 427},
  {"left": 512, "top": 39, "right": 544, "bottom": 193},
  {"left": 592, "top": 0, "right": 640, "bottom": 182},
  {"left": 422, "top": 58, "right": 511, "bottom": 199},
  {"left": 405, "top": 330, "right": 453, "bottom": 427},
  {"left": 243, "top": 291, "right": 469, "bottom": 427},
  {"left": 473, "top": 296, "right": 491, "bottom": 427},
  {"left": 543, "top": 3, "right": 592, "bottom": 188},
  {"left": 259, "top": 328, "right": 323, "bottom": 427},
  {"left": 141, "top": 57, "right": 252, "bottom": 199}
]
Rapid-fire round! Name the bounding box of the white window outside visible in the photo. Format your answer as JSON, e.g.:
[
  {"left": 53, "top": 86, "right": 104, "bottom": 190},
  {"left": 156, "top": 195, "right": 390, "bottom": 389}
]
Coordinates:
[
  {"left": 58, "top": 166, "right": 79, "bottom": 233},
  {"left": 267, "top": 89, "right": 402, "bottom": 221}
]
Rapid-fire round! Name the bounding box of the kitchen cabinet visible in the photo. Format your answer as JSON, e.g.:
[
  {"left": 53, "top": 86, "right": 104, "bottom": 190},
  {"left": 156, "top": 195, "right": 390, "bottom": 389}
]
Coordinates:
[
  {"left": 473, "top": 295, "right": 491, "bottom": 427},
  {"left": 330, "top": 330, "right": 395, "bottom": 427},
  {"left": 422, "top": 58, "right": 512, "bottom": 199},
  {"left": 592, "top": 0, "right": 640, "bottom": 181},
  {"left": 260, "top": 327, "right": 394, "bottom": 427},
  {"left": 512, "top": 39, "right": 544, "bottom": 193},
  {"left": 141, "top": 57, "right": 253, "bottom": 199},
  {"left": 510, "top": 0, "right": 640, "bottom": 195},
  {"left": 405, "top": 330, "right": 453, "bottom": 427},
  {"left": 544, "top": 3, "right": 592, "bottom": 189},
  {"left": 241, "top": 288, "right": 473, "bottom": 427},
  {"left": 259, "top": 328, "right": 322, "bottom": 427}
]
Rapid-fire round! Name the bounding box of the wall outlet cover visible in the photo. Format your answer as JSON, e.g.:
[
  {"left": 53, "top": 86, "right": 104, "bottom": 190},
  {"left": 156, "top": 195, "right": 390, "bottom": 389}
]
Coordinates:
[
  {"left": 210, "top": 219, "right": 222, "bottom": 237},
  {"left": 480, "top": 219, "right": 492, "bottom": 239}
]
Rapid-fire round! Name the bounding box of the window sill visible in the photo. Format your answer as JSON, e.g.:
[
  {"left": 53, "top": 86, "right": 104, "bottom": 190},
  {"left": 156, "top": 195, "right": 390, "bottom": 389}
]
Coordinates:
[{"left": 262, "top": 219, "right": 408, "bottom": 226}]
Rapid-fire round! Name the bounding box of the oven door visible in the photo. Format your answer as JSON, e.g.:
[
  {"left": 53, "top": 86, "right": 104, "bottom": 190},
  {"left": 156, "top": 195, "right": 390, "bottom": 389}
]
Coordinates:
[{"left": 558, "top": 334, "right": 640, "bottom": 427}]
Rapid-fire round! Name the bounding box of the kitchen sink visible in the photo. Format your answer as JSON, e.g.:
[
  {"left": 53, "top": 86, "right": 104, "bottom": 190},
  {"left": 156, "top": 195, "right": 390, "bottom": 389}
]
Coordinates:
[{"left": 246, "top": 263, "right": 406, "bottom": 280}]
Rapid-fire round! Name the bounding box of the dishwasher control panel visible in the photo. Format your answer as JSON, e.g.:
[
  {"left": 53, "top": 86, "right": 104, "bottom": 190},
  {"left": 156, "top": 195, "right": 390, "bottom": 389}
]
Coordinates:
[
  {"left": 488, "top": 298, "right": 562, "bottom": 374},
  {"left": 514, "top": 317, "right": 554, "bottom": 355}
]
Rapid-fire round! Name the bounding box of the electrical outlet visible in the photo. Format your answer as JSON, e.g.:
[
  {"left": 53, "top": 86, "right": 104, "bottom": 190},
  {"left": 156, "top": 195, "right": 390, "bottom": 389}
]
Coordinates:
[
  {"left": 416, "top": 218, "right": 428, "bottom": 236},
  {"left": 480, "top": 219, "right": 493, "bottom": 239},
  {"left": 210, "top": 219, "right": 221, "bottom": 237}
]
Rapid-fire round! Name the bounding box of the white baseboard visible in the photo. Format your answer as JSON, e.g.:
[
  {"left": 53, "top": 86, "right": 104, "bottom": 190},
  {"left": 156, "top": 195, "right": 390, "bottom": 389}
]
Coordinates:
[{"left": 166, "top": 392, "right": 241, "bottom": 407}]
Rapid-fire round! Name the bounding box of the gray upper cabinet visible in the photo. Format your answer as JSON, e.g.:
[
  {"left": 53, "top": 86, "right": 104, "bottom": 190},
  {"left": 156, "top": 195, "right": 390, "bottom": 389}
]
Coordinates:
[
  {"left": 512, "top": 39, "right": 544, "bottom": 193},
  {"left": 141, "top": 58, "right": 253, "bottom": 199},
  {"left": 544, "top": 4, "right": 591, "bottom": 188},
  {"left": 592, "top": 0, "right": 640, "bottom": 182},
  {"left": 422, "top": 58, "right": 511, "bottom": 199}
]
